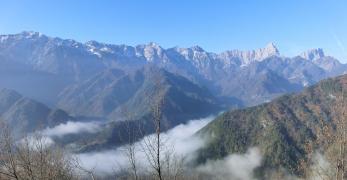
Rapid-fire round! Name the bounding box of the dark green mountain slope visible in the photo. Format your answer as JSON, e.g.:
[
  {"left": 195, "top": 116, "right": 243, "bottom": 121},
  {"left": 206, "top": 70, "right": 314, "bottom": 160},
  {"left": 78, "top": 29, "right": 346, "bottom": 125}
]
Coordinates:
[{"left": 197, "top": 74, "right": 347, "bottom": 178}]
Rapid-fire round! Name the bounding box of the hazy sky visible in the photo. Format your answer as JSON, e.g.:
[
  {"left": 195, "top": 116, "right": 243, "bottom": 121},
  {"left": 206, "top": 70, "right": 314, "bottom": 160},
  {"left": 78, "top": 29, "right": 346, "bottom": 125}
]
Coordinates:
[{"left": 0, "top": 0, "right": 346, "bottom": 61}]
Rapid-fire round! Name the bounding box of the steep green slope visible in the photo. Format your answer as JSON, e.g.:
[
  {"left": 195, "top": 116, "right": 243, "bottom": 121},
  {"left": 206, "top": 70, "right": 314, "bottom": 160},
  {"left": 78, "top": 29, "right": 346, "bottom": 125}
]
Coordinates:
[{"left": 197, "top": 74, "right": 347, "bottom": 178}]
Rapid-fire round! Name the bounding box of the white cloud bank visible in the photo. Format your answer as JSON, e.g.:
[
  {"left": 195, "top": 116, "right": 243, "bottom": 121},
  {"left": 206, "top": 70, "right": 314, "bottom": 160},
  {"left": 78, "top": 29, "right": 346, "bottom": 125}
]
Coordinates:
[
  {"left": 22, "top": 121, "right": 102, "bottom": 150},
  {"left": 42, "top": 121, "right": 101, "bottom": 138},
  {"left": 76, "top": 115, "right": 263, "bottom": 180},
  {"left": 197, "top": 147, "right": 262, "bottom": 180},
  {"left": 35, "top": 114, "right": 263, "bottom": 179},
  {"left": 76, "top": 115, "right": 215, "bottom": 174}
]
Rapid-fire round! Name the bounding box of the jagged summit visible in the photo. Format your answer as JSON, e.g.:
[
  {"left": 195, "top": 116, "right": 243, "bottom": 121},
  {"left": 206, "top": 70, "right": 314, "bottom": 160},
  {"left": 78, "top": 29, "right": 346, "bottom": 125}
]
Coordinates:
[
  {"left": 145, "top": 42, "right": 161, "bottom": 48},
  {"left": 221, "top": 42, "right": 280, "bottom": 66},
  {"left": 300, "top": 48, "right": 325, "bottom": 61},
  {"left": 253, "top": 42, "right": 280, "bottom": 60},
  {"left": 0, "top": 31, "right": 346, "bottom": 112},
  {"left": 0, "top": 31, "right": 45, "bottom": 42},
  {"left": 85, "top": 40, "right": 102, "bottom": 46},
  {"left": 21, "top": 30, "right": 38, "bottom": 34},
  {"left": 0, "top": 31, "right": 343, "bottom": 76},
  {"left": 190, "top": 45, "right": 205, "bottom": 52},
  {"left": 264, "top": 42, "right": 280, "bottom": 55},
  {"left": 20, "top": 31, "right": 42, "bottom": 37}
]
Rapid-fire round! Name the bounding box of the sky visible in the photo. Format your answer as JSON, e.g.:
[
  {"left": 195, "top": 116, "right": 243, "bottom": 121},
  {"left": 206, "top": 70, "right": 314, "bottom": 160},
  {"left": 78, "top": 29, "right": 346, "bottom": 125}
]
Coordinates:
[{"left": 0, "top": 0, "right": 346, "bottom": 61}]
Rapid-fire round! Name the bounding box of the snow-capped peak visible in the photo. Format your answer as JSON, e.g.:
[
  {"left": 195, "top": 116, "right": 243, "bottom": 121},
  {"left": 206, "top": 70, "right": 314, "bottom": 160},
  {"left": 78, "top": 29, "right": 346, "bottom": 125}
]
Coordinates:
[
  {"left": 137, "top": 42, "right": 166, "bottom": 62},
  {"left": 300, "top": 48, "right": 325, "bottom": 61},
  {"left": 190, "top": 45, "right": 205, "bottom": 52},
  {"left": 220, "top": 42, "right": 280, "bottom": 66},
  {"left": 249, "top": 42, "right": 280, "bottom": 61},
  {"left": 85, "top": 40, "right": 107, "bottom": 49},
  {"left": 264, "top": 42, "right": 279, "bottom": 55},
  {"left": 147, "top": 42, "right": 161, "bottom": 48}
]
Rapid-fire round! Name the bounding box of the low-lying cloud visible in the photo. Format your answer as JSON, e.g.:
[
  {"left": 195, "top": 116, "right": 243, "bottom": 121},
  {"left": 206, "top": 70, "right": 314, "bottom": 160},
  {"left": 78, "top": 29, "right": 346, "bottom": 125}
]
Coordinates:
[
  {"left": 42, "top": 121, "right": 101, "bottom": 138},
  {"left": 21, "top": 121, "right": 102, "bottom": 149},
  {"left": 76, "top": 115, "right": 263, "bottom": 180},
  {"left": 25, "top": 115, "right": 265, "bottom": 179},
  {"left": 196, "top": 147, "right": 262, "bottom": 180},
  {"left": 76, "top": 115, "right": 215, "bottom": 174},
  {"left": 308, "top": 152, "right": 333, "bottom": 180}
]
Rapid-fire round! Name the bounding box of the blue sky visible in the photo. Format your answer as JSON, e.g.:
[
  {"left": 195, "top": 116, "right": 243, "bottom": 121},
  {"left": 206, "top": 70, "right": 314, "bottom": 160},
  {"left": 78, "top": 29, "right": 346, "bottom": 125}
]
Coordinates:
[{"left": 0, "top": 0, "right": 346, "bottom": 61}]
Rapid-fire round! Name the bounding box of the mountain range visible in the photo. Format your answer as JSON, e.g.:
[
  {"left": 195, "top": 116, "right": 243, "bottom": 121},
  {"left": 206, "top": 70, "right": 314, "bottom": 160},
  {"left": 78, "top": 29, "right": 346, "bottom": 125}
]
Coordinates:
[
  {"left": 1, "top": 31, "right": 346, "bottom": 108},
  {"left": 0, "top": 31, "right": 346, "bottom": 177}
]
